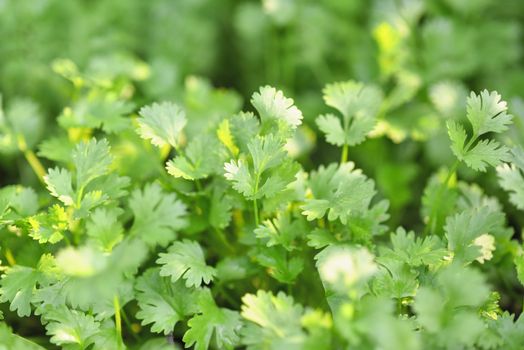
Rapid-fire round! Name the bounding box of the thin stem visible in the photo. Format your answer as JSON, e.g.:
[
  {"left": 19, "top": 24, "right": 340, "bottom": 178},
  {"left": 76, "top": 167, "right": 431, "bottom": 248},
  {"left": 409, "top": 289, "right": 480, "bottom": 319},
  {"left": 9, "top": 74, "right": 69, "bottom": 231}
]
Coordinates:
[
  {"left": 340, "top": 144, "right": 349, "bottom": 164},
  {"left": 5, "top": 248, "right": 16, "bottom": 266},
  {"left": 113, "top": 295, "right": 123, "bottom": 347},
  {"left": 17, "top": 135, "right": 46, "bottom": 184},
  {"left": 121, "top": 307, "right": 140, "bottom": 341}
]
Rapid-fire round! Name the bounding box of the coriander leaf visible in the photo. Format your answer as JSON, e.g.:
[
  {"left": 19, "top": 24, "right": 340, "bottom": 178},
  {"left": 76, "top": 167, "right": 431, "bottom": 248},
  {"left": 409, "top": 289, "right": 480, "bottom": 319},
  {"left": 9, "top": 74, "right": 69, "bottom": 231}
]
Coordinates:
[
  {"left": 209, "top": 186, "right": 233, "bottom": 230},
  {"left": 28, "top": 205, "right": 68, "bottom": 244},
  {"left": 251, "top": 86, "right": 302, "bottom": 129},
  {"left": 0, "top": 266, "right": 40, "bottom": 317},
  {"left": 466, "top": 90, "right": 512, "bottom": 137},
  {"left": 43, "top": 307, "right": 100, "bottom": 349},
  {"left": 241, "top": 290, "right": 305, "bottom": 346},
  {"left": 316, "top": 114, "right": 345, "bottom": 146},
  {"left": 497, "top": 147, "right": 524, "bottom": 210},
  {"left": 251, "top": 246, "right": 304, "bottom": 284},
  {"left": 135, "top": 268, "right": 201, "bottom": 335},
  {"left": 137, "top": 102, "right": 187, "bottom": 148},
  {"left": 0, "top": 322, "right": 47, "bottom": 350},
  {"left": 44, "top": 167, "right": 75, "bottom": 206},
  {"left": 414, "top": 264, "right": 489, "bottom": 349},
  {"left": 248, "top": 134, "right": 286, "bottom": 174},
  {"left": 129, "top": 183, "right": 187, "bottom": 247},
  {"left": 319, "top": 81, "right": 382, "bottom": 146},
  {"left": 323, "top": 81, "right": 381, "bottom": 119},
  {"left": 228, "top": 112, "right": 260, "bottom": 153},
  {"left": 444, "top": 206, "right": 504, "bottom": 263},
  {"left": 302, "top": 163, "right": 376, "bottom": 224},
  {"left": 85, "top": 208, "right": 124, "bottom": 252},
  {"left": 157, "top": 240, "right": 216, "bottom": 288},
  {"left": 463, "top": 139, "right": 510, "bottom": 172},
  {"left": 217, "top": 119, "right": 239, "bottom": 156},
  {"left": 72, "top": 138, "right": 113, "bottom": 189},
  {"left": 224, "top": 160, "right": 254, "bottom": 197},
  {"left": 183, "top": 290, "right": 242, "bottom": 350},
  {"left": 380, "top": 227, "right": 448, "bottom": 266},
  {"left": 166, "top": 135, "right": 222, "bottom": 180},
  {"left": 447, "top": 90, "right": 512, "bottom": 172}
]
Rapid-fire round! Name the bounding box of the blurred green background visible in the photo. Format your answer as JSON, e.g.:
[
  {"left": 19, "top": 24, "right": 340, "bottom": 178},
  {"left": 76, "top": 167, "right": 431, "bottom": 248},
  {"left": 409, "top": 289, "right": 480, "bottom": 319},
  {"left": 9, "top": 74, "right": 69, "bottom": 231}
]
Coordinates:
[{"left": 1, "top": 0, "right": 523, "bottom": 230}]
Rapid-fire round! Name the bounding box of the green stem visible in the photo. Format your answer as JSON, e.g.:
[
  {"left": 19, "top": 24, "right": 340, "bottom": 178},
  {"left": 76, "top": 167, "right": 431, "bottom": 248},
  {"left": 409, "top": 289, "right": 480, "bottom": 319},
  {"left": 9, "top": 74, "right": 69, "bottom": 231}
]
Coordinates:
[
  {"left": 340, "top": 144, "right": 349, "bottom": 164},
  {"left": 121, "top": 307, "right": 140, "bottom": 341},
  {"left": 113, "top": 295, "right": 122, "bottom": 346},
  {"left": 17, "top": 135, "right": 46, "bottom": 184}
]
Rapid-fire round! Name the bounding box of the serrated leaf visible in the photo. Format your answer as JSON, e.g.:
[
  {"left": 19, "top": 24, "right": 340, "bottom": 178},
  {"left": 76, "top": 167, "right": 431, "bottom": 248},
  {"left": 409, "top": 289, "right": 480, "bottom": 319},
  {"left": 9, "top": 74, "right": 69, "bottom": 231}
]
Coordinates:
[
  {"left": 72, "top": 138, "right": 113, "bottom": 189},
  {"left": 381, "top": 227, "right": 448, "bottom": 266},
  {"left": 316, "top": 114, "right": 345, "bottom": 146},
  {"left": 85, "top": 208, "right": 124, "bottom": 252},
  {"left": 129, "top": 183, "right": 187, "bottom": 247},
  {"left": 28, "top": 204, "right": 68, "bottom": 244},
  {"left": 183, "top": 291, "right": 242, "bottom": 350},
  {"left": 157, "top": 240, "right": 216, "bottom": 288},
  {"left": 43, "top": 307, "right": 100, "bottom": 349},
  {"left": 445, "top": 206, "right": 505, "bottom": 263},
  {"left": 137, "top": 102, "right": 187, "bottom": 148},
  {"left": 251, "top": 86, "right": 302, "bottom": 129},
  {"left": 466, "top": 90, "right": 512, "bottom": 137},
  {"left": 0, "top": 266, "right": 40, "bottom": 317},
  {"left": 44, "top": 168, "right": 75, "bottom": 206},
  {"left": 302, "top": 163, "right": 376, "bottom": 224},
  {"left": 135, "top": 268, "right": 201, "bottom": 335}
]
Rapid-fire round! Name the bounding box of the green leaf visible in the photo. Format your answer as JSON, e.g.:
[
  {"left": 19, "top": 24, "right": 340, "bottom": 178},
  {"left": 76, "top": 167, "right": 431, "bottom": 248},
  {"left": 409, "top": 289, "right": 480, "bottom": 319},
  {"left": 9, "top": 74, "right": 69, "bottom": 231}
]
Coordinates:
[
  {"left": 323, "top": 81, "right": 382, "bottom": 118},
  {"left": 0, "top": 322, "right": 47, "bottom": 350},
  {"left": 28, "top": 204, "right": 68, "bottom": 244},
  {"left": 251, "top": 86, "right": 303, "bottom": 129},
  {"left": 380, "top": 227, "right": 448, "bottom": 266},
  {"left": 0, "top": 266, "right": 40, "bottom": 317},
  {"left": 447, "top": 90, "right": 512, "bottom": 172},
  {"left": 72, "top": 138, "right": 113, "bottom": 189},
  {"left": 315, "top": 114, "right": 345, "bottom": 146},
  {"left": 44, "top": 168, "right": 75, "bottom": 206},
  {"left": 251, "top": 246, "right": 304, "bottom": 284},
  {"left": 466, "top": 90, "right": 512, "bottom": 137},
  {"left": 129, "top": 183, "right": 187, "bottom": 247},
  {"left": 166, "top": 135, "right": 222, "bottom": 180},
  {"left": 43, "top": 307, "right": 100, "bottom": 349},
  {"left": 302, "top": 163, "right": 376, "bottom": 224},
  {"left": 183, "top": 290, "right": 242, "bottom": 350},
  {"left": 85, "top": 208, "right": 124, "bottom": 252},
  {"left": 241, "top": 290, "right": 305, "bottom": 346},
  {"left": 319, "top": 81, "right": 382, "bottom": 146},
  {"left": 414, "top": 264, "right": 489, "bottom": 348},
  {"left": 157, "top": 240, "right": 216, "bottom": 288},
  {"left": 137, "top": 102, "right": 187, "bottom": 148},
  {"left": 135, "top": 268, "right": 201, "bottom": 335},
  {"left": 445, "top": 206, "right": 504, "bottom": 263},
  {"left": 463, "top": 139, "right": 510, "bottom": 172},
  {"left": 497, "top": 147, "right": 524, "bottom": 210}
]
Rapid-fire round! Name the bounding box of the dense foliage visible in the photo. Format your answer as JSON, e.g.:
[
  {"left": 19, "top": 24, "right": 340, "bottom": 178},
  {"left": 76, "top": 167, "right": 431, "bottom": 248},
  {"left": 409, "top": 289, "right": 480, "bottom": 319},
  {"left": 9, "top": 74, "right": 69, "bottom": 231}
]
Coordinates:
[{"left": 1, "top": 0, "right": 524, "bottom": 349}]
